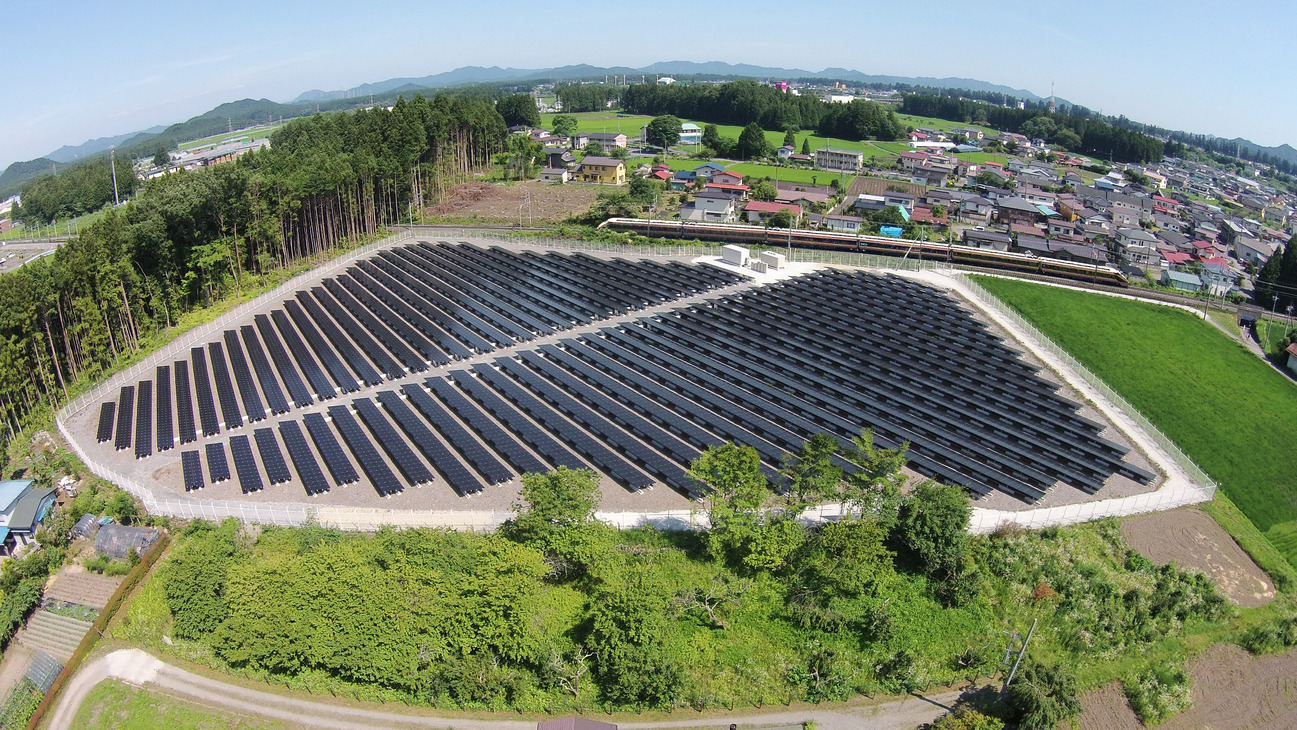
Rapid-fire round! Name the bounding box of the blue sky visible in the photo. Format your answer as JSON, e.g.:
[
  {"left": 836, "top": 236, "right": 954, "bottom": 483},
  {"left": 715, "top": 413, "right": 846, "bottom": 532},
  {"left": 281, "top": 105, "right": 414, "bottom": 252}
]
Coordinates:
[{"left": 3, "top": 0, "right": 1293, "bottom": 170}]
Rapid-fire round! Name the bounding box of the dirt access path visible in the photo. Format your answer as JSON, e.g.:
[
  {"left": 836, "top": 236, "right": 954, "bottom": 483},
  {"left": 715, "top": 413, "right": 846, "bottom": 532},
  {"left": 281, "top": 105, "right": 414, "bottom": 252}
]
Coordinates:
[
  {"left": 1121, "top": 507, "right": 1276, "bottom": 607},
  {"left": 51, "top": 650, "right": 964, "bottom": 730},
  {"left": 1078, "top": 643, "right": 1297, "bottom": 729}
]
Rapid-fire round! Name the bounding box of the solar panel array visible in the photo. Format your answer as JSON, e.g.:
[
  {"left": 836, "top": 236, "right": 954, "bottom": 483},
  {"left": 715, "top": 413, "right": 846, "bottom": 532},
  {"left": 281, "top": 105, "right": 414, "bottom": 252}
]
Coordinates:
[{"left": 88, "top": 245, "right": 1145, "bottom": 507}]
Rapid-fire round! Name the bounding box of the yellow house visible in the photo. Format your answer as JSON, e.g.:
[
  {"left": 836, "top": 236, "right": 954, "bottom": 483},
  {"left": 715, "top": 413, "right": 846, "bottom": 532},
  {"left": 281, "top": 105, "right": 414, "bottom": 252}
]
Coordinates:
[{"left": 572, "top": 156, "right": 625, "bottom": 185}]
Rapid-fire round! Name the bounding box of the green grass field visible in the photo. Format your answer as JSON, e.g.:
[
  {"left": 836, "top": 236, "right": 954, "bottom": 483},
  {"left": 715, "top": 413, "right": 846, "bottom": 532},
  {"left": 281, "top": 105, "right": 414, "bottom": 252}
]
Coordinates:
[
  {"left": 73, "top": 680, "right": 286, "bottom": 730},
  {"left": 893, "top": 113, "right": 999, "bottom": 138},
  {"left": 177, "top": 123, "right": 285, "bottom": 152},
  {"left": 972, "top": 276, "right": 1297, "bottom": 568},
  {"left": 724, "top": 162, "right": 854, "bottom": 187},
  {"left": 951, "top": 151, "right": 1012, "bottom": 166}
]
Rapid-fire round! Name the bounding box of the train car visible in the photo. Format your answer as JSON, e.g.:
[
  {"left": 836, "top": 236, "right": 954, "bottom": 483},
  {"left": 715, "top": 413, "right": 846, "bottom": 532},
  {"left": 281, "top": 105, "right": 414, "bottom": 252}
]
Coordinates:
[{"left": 598, "top": 218, "right": 1128, "bottom": 287}]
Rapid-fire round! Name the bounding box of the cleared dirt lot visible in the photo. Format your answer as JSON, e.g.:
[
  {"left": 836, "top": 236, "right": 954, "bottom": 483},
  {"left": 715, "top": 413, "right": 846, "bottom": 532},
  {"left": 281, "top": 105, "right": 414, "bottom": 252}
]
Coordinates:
[
  {"left": 425, "top": 181, "right": 597, "bottom": 225},
  {"left": 1079, "top": 643, "right": 1297, "bottom": 730},
  {"left": 1121, "top": 507, "right": 1275, "bottom": 607}
]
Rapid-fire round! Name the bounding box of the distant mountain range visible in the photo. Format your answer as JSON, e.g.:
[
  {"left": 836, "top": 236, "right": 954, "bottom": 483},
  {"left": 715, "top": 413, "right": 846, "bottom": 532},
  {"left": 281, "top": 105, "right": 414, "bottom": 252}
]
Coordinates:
[
  {"left": 293, "top": 61, "right": 1050, "bottom": 103},
  {"left": 46, "top": 126, "right": 168, "bottom": 164},
  {"left": 6, "top": 61, "right": 1296, "bottom": 199}
]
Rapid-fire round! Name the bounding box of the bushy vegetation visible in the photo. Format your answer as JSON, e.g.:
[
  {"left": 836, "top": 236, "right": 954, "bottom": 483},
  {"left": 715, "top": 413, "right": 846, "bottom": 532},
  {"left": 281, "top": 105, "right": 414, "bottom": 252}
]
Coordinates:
[
  {"left": 147, "top": 433, "right": 1230, "bottom": 714},
  {"left": 0, "top": 679, "right": 43, "bottom": 729},
  {"left": 930, "top": 708, "right": 1004, "bottom": 730},
  {"left": 971, "top": 276, "right": 1297, "bottom": 570},
  {"left": 1238, "top": 611, "right": 1297, "bottom": 654},
  {"left": 1003, "top": 661, "right": 1082, "bottom": 729},
  {"left": 1123, "top": 663, "right": 1192, "bottom": 726}
]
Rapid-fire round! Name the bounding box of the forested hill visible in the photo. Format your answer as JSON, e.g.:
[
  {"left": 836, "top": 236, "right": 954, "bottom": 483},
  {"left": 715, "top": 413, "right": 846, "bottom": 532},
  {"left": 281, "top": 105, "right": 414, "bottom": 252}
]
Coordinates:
[
  {"left": 0, "top": 92, "right": 506, "bottom": 448},
  {"left": 0, "top": 158, "right": 57, "bottom": 199},
  {"left": 900, "top": 94, "right": 1164, "bottom": 164}
]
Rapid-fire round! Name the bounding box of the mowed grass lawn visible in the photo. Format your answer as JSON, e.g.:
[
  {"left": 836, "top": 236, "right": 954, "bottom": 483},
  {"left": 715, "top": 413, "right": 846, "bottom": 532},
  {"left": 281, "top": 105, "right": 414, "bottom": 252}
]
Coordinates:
[
  {"left": 74, "top": 679, "right": 286, "bottom": 730},
  {"left": 539, "top": 112, "right": 901, "bottom": 158},
  {"left": 972, "top": 276, "right": 1297, "bottom": 566}
]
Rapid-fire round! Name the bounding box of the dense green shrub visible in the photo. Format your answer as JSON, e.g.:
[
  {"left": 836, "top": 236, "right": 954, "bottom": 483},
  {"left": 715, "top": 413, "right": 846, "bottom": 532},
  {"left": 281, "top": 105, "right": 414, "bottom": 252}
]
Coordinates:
[
  {"left": 1123, "top": 663, "right": 1192, "bottom": 726},
  {"left": 1239, "top": 613, "right": 1297, "bottom": 654},
  {"left": 930, "top": 708, "right": 1005, "bottom": 730},
  {"left": 1004, "top": 661, "right": 1082, "bottom": 730},
  {"left": 979, "top": 520, "right": 1230, "bottom": 655}
]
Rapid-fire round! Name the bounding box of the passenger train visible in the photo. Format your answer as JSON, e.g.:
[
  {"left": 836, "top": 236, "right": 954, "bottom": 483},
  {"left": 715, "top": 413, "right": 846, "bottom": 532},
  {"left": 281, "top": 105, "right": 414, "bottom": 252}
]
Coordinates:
[{"left": 596, "top": 218, "right": 1129, "bottom": 287}]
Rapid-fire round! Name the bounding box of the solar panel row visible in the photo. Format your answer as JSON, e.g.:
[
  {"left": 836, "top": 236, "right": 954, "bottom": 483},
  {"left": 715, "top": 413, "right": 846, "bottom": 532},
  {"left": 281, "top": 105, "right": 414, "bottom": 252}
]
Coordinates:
[
  {"left": 304, "top": 412, "right": 358, "bottom": 486},
  {"left": 96, "top": 402, "right": 115, "bottom": 443},
  {"left": 353, "top": 398, "right": 433, "bottom": 487},
  {"left": 207, "top": 342, "right": 243, "bottom": 430},
  {"left": 254, "top": 428, "right": 292, "bottom": 485},
  {"left": 223, "top": 330, "right": 266, "bottom": 422},
  {"left": 174, "top": 360, "right": 197, "bottom": 444},
  {"left": 134, "top": 380, "right": 153, "bottom": 460},
  {"left": 113, "top": 386, "right": 134, "bottom": 451},
  {"left": 327, "top": 405, "right": 402, "bottom": 496},
  {"left": 205, "top": 442, "right": 230, "bottom": 483},
  {"left": 241, "top": 325, "right": 290, "bottom": 415},
  {"left": 401, "top": 385, "right": 512, "bottom": 486},
  {"left": 191, "top": 347, "right": 220, "bottom": 436},
  {"left": 256, "top": 314, "right": 314, "bottom": 408},
  {"left": 375, "top": 390, "right": 483, "bottom": 496},
  {"left": 181, "top": 450, "right": 204, "bottom": 491},
  {"left": 279, "top": 420, "right": 330, "bottom": 495},
  {"left": 155, "top": 365, "right": 174, "bottom": 452},
  {"left": 229, "top": 435, "right": 263, "bottom": 494}
]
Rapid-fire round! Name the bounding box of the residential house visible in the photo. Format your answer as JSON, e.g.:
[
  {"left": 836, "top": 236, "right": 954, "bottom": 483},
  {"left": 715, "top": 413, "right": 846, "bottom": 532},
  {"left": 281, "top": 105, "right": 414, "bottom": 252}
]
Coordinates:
[
  {"left": 1116, "top": 227, "right": 1159, "bottom": 271},
  {"left": 570, "top": 132, "right": 590, "bottom": 149},
  {"left": 680, "top": 123, "right": 702, "bottom": 145},
  {"left": 776, "top": 145, "right": 795, "bottom": 160},
  {"left": 1161, "top": 270, "right": 1203, "bottom": 293},
  {"left": 571, "top": 157, "right": 625, "bottom": 185},
  {"left": 586, "top": 132, "right": 627, "bottom": 149},
  {"left": 775, "top": 190, "right": 831, "bottom": 208},
  {"left": 911, "top": 166, "right": 949, "bottom": 187},
  {"left": 1286, "top": 343, "right": 1297, "bottom": 376},
  {"left": 1235, "top": 237, "right": 1279, "bottom": 266},
  {"left": 705, "top": 182, "right": 749, "bottom": 200},
  {"left": 544, "top": 148, "right": 574, "bottom": 169},
  {"left": 1198, "top": 256, "right": 1236, "bottom": 295},
  {"left": 679, "top": 190, "right": 738, "bottom": 223},
  {"left": 813, "top": 148, "right": 864, "bottom": 173},
  {"left": 962, "top": 230, "right": 1012, "bottom": 252},
  {"left": 823, "top": 214, "right": 863, "bottom": 233},
  {"left": 996, "top": 197, "right": 1044, "bottom": 226},
  {"left": 0, "top": 480, "right": 57, "bottom": 553},
  {"left": 540, "top": 167, "right": 571, "bottom": 183},
  {"left": 744, "top": 201, "right": 803, "bottom": 224},
  {"left": 883, "top": 191, "right": 917, "bottom": 211},
  {"left": 1048, "top": 219, "right": 1077, "bottom": 238},
  {"left": 853, "top": 194, "right": 887, "bottom": 213},
  {"left": 710, "top": 171, "right": 744, "bottom": 186},
  {"left": 1015, "top": 234, "right": 1052, "bottom": 256}
]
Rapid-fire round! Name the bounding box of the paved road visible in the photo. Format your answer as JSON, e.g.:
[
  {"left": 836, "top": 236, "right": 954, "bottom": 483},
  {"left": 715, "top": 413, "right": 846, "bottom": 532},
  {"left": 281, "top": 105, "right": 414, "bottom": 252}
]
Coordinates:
[{"left": 52, "top": 649, "right": 963, "bottom": 730}]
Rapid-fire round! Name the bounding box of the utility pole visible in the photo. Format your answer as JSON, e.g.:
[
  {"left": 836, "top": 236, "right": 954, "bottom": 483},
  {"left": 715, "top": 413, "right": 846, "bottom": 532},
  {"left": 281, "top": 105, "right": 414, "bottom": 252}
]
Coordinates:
[
  {"left": 1000, "top": 618, "right": 1038, "bottom": 698},
  {"left": 109, "top": 148, "right": 120, "bottom": 206}
]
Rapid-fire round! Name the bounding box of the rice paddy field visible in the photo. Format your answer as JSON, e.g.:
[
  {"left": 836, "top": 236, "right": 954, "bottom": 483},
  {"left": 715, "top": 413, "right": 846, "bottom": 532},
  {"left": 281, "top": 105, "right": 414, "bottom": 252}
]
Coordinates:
[{"left": 972, "top": 276, "right": 1297, "bottom": 570}]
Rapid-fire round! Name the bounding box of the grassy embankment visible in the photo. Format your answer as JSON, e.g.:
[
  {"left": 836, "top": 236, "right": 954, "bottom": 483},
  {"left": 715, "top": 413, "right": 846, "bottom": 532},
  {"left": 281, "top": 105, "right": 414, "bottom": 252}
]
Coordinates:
[{"left": 970, "top": 276, "right": 1297, "bottom": 571}]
